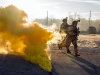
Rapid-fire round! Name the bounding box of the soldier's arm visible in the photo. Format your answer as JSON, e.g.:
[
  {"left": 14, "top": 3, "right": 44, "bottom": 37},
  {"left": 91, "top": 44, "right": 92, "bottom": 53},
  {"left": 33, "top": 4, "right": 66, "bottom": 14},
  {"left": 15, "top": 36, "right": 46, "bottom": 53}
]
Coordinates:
[
  {"left": 68, "top": 27, "right": 77, "bottom": 35},
  {"left": 60, "top": 24, "right": 64, "bottom": 30},
  {"left": 69, "top": 31, "right": 77, "bottom": 35},
  {"left": 67, "top": 26, "right": 76, "bottom": 35},
  {"left": 60, "top": 25, "right": 63, "bottom": 31},
  {"left": 60, "top": 24, "right": 68, "bottom": 32}
]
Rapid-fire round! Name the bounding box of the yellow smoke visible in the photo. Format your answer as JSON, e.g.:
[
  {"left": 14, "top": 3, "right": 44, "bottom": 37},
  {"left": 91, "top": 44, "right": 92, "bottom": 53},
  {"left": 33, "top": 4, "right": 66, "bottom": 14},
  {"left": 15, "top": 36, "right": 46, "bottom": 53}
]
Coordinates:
[{"left": 0, "top": 5, "right": 54, "bottom": 71}]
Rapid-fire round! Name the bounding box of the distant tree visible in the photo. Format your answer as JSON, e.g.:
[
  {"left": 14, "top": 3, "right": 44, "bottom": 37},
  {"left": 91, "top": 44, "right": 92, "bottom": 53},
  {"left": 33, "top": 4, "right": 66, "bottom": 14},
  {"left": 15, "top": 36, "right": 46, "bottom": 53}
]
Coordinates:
[
  {"left": 68, "top": 12, "right": 81, "bottom": 24},
  {"left": 33, "top": 14, "right": 100, "bottom": 32},
  {"left": 34, "top": 17, "right": 62, "bottom": 30}
]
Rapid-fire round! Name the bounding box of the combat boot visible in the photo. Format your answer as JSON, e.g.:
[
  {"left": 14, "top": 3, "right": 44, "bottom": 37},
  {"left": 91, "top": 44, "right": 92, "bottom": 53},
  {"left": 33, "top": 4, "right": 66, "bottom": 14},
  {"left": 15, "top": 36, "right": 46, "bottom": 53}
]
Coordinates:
[
  {"left": 67, "top": 49, "right": 71, "bottom": 53},
  {"left": 58, "top": 44, "right": 62, "bottom": 49},
  {"left": 66, "top": 47, "right": 71, "bottom": 53},
  {"left": 75, "top": 53, "right": 80, "bottom": 57}
]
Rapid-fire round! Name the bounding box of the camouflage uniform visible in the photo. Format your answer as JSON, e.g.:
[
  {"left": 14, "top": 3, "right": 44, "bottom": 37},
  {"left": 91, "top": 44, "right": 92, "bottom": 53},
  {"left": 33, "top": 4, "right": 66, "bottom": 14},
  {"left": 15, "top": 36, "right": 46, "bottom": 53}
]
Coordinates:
[
  {"left": 60, "top": 23, "right": 69, "bottom": 40},
  {"left": 58, "top": 25, "right": 79, "bottom": 57},
  {"left": 60, "top": 23, "right": 69, "bottom": 34},
  {"left": 67, "top": 25, "right": 78, "bottom": 55}
]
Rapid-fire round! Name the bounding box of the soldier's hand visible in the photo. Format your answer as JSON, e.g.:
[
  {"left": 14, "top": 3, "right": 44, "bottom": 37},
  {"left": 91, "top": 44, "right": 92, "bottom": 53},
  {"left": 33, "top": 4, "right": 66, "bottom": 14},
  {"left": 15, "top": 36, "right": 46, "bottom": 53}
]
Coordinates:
[
  {"left": 77, "top": 31, "right": 80, "bottom": 36},
  {"left": 78, "top": 31, "right": 80, "bottom": 33}
]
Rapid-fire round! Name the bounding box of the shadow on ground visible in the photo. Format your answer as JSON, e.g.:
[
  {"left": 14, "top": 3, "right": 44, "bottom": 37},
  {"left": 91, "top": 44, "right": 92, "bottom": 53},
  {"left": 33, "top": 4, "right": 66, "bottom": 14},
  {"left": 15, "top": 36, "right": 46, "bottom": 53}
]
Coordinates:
[
  {"left": 80, "top": 34, "right": 96, "bottom": 36},
  {"left": 66, "top": 54, "right": 100, "bottom": 75},
  {"left": 0, "top": 54, "right": 58, "bottom": 75}
]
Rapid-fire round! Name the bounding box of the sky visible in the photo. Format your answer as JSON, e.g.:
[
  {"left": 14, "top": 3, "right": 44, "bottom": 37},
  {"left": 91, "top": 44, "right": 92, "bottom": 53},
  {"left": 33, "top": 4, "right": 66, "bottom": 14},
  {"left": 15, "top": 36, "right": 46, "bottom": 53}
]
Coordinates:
[{"left": 0, "top": 0, "right": 100, "bottom": 20}]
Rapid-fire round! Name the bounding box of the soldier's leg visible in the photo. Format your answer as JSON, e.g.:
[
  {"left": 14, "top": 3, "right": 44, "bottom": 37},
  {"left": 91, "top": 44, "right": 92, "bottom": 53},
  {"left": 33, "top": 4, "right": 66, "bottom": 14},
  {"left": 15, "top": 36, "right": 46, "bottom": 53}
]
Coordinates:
[
  {"left": 72, "top": 39, "right": 80, "bottom": 57},
  {"left": 65, "top": 38, "right": 72, "bottom": 53},
  {"left": 58, "top": 41, "right": 66, "bottom": 49},
  {"left": 58, "top": 35, "right": 67, "bottom": 49},
  {"left": 66, "top": 46, "right": 71, "bottom": 53},
  {"left": 58, "top": 44, "right": 62, "bottom": 49}
]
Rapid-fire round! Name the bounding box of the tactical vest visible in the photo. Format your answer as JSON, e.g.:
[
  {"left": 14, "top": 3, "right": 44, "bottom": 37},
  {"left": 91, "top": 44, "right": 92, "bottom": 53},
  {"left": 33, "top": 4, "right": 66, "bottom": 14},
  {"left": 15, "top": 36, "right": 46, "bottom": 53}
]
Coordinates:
[{"left": 67, "top": 25, "right": 77, "bottom": 37}]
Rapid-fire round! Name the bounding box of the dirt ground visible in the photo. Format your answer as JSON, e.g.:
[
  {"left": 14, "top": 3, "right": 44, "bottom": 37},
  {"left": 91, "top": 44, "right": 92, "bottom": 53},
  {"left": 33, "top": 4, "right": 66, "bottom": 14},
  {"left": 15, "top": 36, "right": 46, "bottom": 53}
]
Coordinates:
[
  {"left": 50, "top": 34, "right": 100, "bottom": 75},
  {"left": 0, "top": 34, "right": 100, "bottom": 75}
]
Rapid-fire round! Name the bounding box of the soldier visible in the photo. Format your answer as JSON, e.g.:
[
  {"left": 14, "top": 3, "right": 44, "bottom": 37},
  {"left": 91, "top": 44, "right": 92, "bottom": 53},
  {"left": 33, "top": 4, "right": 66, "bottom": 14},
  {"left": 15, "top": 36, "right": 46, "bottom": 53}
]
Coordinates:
[
  {"left": 60, "top": 17, "right": 69, "bottom": 34},
  {"left": 58, "top": 20, "right": 80, "bottom": 57},
  {"left": 58, "top": 17, "right": 71, "bottom": 53}
]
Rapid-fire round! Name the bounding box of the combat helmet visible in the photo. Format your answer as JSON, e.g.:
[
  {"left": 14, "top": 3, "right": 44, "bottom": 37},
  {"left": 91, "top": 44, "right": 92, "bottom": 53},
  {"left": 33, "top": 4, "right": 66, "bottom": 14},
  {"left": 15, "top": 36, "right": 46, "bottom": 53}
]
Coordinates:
[
  {"left": 72, "top": 20, "right": 80, "bottom": 25},
  {"left": 62, "top": 17, "right": 68, "bottom": 22}
]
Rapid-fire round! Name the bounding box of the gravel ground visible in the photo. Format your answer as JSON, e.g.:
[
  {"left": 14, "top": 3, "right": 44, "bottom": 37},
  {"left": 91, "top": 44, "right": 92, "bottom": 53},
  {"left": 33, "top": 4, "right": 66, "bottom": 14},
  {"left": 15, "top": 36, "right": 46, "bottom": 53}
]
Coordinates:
[{"left": 0, "top": 34, "right": 100, "bottom": 75}]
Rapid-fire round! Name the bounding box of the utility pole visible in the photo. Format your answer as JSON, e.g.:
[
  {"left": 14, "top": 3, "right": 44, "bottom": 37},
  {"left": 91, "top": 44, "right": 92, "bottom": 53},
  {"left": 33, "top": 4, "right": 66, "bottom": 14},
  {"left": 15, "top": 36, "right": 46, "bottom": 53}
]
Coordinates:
[
  {"left": 47, "top": 11, "right": 48, "bottom": 26},
  {"left": 89, "top": 10, "right": 91, "bottom": 33},
  {"left": 99, "top": 24, "right": 100, "bottom": 34},
  {"left": 89, "top": 10, "right": 91, "bottom": 27}
]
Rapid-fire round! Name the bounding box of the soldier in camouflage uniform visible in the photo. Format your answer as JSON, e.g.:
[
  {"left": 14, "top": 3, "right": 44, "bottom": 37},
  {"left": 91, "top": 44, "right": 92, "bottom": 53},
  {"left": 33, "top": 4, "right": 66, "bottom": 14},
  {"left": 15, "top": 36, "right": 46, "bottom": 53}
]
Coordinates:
[
  {"left": 59, "top": 17, "right": 70, "bottom": 52},
  {"left": 58, "top": 21, "right": 80, "bottom": 57},
  {"left": 60, "top": 17, "right": 69, "bottom": 34}
]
